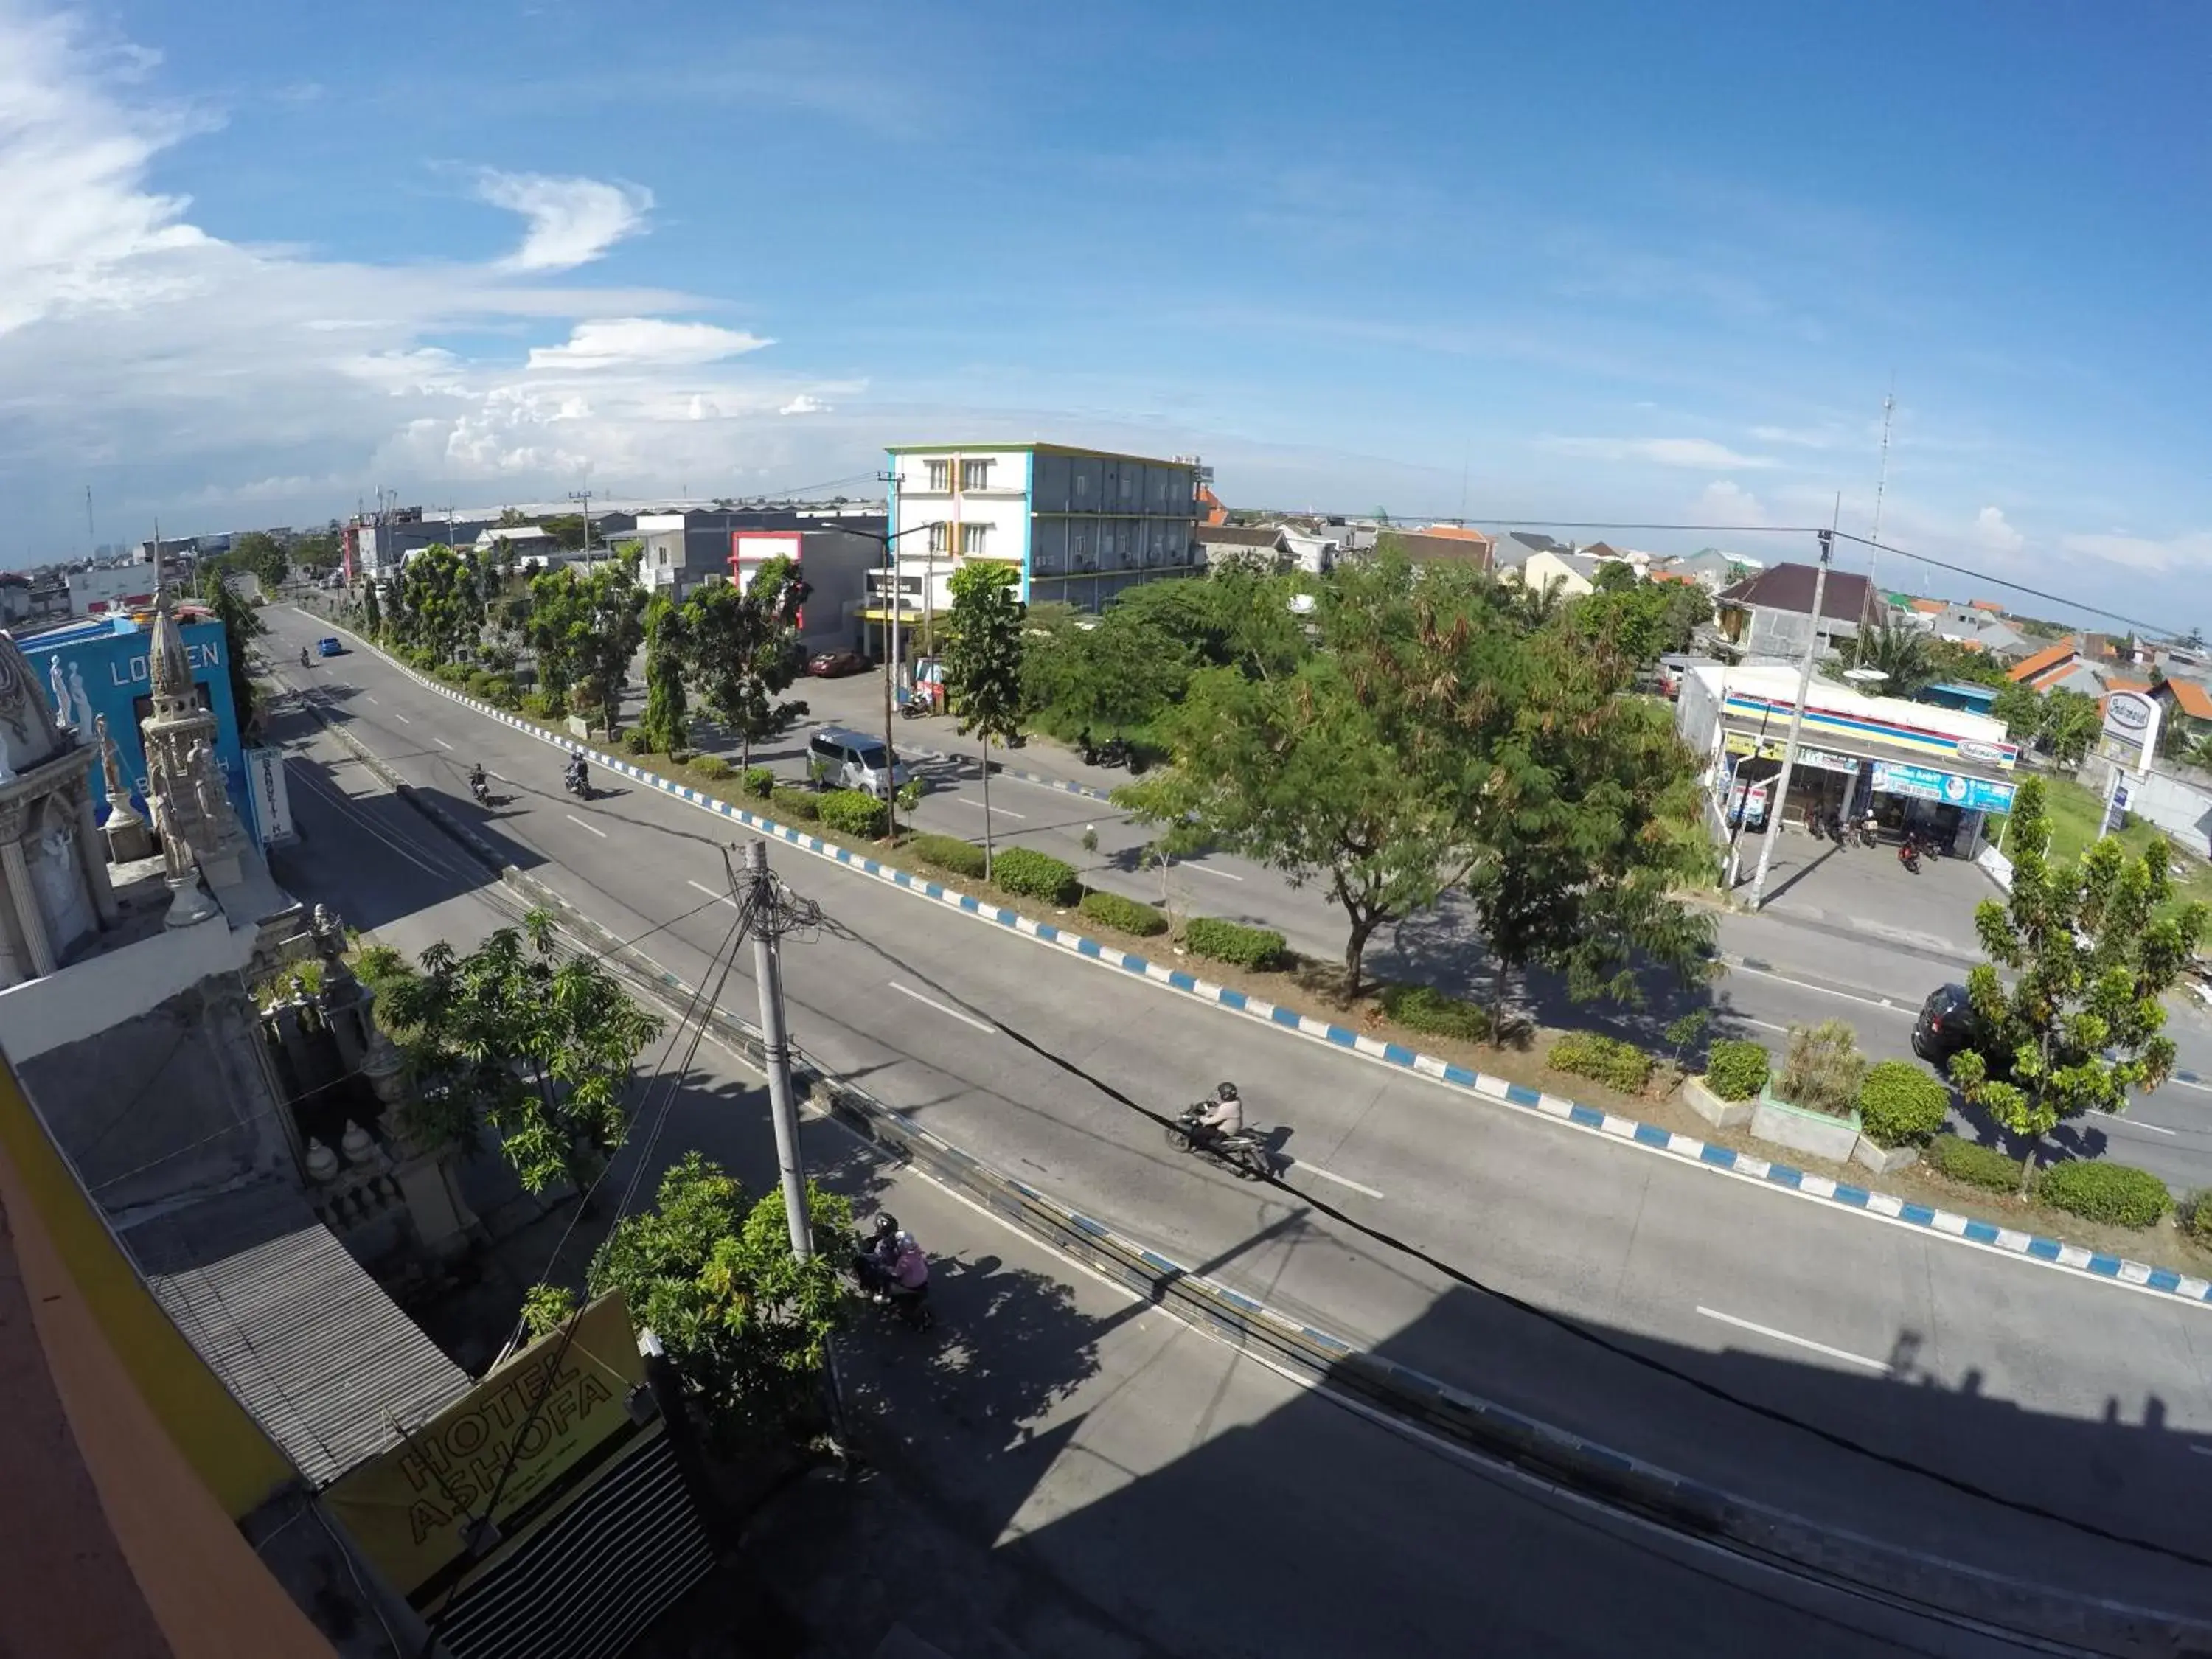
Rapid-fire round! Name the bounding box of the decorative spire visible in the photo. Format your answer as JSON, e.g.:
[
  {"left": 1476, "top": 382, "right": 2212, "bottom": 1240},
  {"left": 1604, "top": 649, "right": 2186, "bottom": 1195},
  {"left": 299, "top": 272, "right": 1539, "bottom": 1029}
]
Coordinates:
[{"left": 148, "top": 582, "right": 193, "bottom": 709}]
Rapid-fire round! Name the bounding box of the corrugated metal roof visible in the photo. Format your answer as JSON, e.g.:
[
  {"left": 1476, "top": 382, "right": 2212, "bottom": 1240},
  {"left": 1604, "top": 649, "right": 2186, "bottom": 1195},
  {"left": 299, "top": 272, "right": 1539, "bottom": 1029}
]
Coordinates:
[{"left": 123, "top": 1178, "right": 473, "bottom": 1487}]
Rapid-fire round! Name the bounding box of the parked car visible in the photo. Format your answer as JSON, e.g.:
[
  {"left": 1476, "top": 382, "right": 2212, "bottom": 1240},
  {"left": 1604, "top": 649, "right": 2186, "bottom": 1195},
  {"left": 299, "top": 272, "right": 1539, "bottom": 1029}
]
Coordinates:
[
  {"left": 807, "top": 726, "right": 916, "bottom": 799},
  {"left": 316, "top": 636, "right": 344, "bottom": 658},
  {"left": 807, "top": 650, "right": 871, "bottom": 678}
]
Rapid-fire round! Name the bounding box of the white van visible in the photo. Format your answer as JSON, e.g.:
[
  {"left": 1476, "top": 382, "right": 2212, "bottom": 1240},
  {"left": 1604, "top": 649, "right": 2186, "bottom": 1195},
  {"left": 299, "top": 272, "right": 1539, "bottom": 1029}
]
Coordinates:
[{"left": 807, "top": 727, "right": 917, "bottom": 799}]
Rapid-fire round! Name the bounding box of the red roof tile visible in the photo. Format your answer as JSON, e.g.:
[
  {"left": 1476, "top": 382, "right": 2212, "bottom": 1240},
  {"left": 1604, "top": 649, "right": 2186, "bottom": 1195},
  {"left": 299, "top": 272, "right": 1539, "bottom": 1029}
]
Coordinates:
[
  {"left": 2164, "top": 678, "right": 2212, "bottom": 721},
  {"left": 2008, "top": 641, "right": 2077, "bottom": 684}
]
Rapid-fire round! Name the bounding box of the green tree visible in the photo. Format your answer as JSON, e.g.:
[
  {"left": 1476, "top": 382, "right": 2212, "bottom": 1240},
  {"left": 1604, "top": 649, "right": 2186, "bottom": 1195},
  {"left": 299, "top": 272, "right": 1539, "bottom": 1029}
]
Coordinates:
[
  {"left": 2040, "top": 688, "right": 2101, "bottom": 768},
  {"left": 361, "top": 575, "right": 383, "bottom": 636},
  {"left": 1831, "top": 617, "right": 1935, "bottom": 695},
  {"left": 1120, "top": 555, "right": 1508, "bottom": 995},
  {"left": 1991, "top": 679, "right": 2043, "bottom": 742},
  {"left": 1020, "top": 608, "right": 1190, "bottom": 741},
  {"left": 942, "top": 561, "right": 1027, "bottom": 871},
  {"left": 528, "top": 559, "right": 646, "bottom": 732},
  {"left": 532, "top": 1152, "right": 854, "bottom": 1442},
  {"left": 394, "top": 543, "right": 484, "bottom": 666},
  {"left": 1591, "top": 560, "right": 1641, "bottom": 594},
  {"left": 1948, "top": 776, "right": 2207, "bottom": 1192},
  {"left": 1463, "top": 627, "right": 1716, "bottom": 1023},
  {"left": 229, "top": 530, "right": 290, "bottom": 592},
  {"left": 639, "top": 595, "right": 690, "bottom": 754},
  {"left": 373, "top": 909, "right": 664, "bottom": 1194},
  {"left": 681, "top": 558, "right": 810, "bottom": 769},
  {"left": 195, "top": 564, "right": 263, "bottom": 733}
]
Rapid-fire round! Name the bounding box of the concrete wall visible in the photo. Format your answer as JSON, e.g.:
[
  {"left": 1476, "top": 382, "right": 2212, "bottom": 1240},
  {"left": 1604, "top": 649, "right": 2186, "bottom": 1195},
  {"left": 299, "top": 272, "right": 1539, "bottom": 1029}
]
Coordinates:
[{"left": 2087, "top": 757, "right": 2212, "bottom": 859}]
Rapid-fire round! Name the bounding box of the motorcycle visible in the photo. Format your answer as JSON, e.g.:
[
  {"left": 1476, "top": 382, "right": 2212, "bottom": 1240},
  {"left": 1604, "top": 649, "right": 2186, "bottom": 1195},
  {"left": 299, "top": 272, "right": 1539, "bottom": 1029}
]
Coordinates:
[
  {"left": 563, "top": 764, "right": 590, "bottom": 800},
  {"left": 1899, "top": 837, "right": 1921, "bottom": 875},
  {"left": 900, "top": 692, "right": 933, "bottom": 720},
  {"left": 1857, "top": 815, "right": 1879, "bottom": 849},
  {"left": 470, "top": 773, "right": 492, "bottom": 807},
  {"left": 299, "top": 647, "right": 310, "bottom": 669},
  {"left": 1166, "top": 1104, "right": 1272, "bottom": 1181},
  {"left": 851, "top": 1253, "right": 934, "bottom": 1330},
  {"left": 1082, "top": 736, "right": 1132, "bottom": 769}
]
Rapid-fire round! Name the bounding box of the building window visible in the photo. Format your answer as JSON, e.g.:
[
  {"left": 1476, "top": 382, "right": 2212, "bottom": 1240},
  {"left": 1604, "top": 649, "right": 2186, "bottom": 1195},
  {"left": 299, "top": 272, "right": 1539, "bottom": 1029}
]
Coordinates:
[
  {"left": 960, "top": 524, "right": 990, "bottom": 555},
  {"left": 925, "top": 459, "right": 950, "bottom": 490},
  {"left": 1120, "top": 473, "right": 1134, "bottom": 500},
  {"left": 928, "top": 522, "right": 950, "bottom": 555},
  {"left": 1074, "top": 475, "right": 1089, "bottom": 498},
  {"left": 959, "top": 459, "right": 992, "bottom": 491}
]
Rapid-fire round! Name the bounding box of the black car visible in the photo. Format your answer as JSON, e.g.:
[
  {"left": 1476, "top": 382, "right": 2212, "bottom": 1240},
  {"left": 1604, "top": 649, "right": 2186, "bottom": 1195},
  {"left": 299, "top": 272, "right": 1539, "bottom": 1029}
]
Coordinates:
[{"left": 1913, "top": 983, "right": 1981, "bottom": 1068}]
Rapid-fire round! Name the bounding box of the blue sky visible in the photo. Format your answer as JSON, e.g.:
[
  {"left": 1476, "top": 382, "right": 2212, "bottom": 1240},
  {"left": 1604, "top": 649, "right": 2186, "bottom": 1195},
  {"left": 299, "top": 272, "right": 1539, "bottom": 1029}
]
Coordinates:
[{"left": 4, "top": 0, "right": 2209, "bottom": 627}]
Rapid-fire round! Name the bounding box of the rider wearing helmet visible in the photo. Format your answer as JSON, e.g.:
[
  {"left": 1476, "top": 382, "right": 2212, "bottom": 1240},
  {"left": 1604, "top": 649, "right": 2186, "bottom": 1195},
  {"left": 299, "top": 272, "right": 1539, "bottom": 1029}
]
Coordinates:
[{"left": 1191, "top": 1080, "right": 1244, "bottom": 1148}]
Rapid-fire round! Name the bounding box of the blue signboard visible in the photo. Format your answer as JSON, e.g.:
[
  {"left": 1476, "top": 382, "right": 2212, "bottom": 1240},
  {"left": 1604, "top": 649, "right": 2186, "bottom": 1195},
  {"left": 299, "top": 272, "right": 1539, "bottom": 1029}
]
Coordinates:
[
  {"left": 1869, "top": 760, "right": 2016, "bottom": 815},
  {"left": 20, "top": 615, "right": 257, "bottom": 844}
]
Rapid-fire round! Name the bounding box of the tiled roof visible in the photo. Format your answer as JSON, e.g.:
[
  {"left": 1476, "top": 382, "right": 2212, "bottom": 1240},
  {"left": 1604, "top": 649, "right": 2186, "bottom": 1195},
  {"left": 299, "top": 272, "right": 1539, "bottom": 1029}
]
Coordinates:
[
  {"left": 125, "top": 1178, "right": 473, "bottom": 1486},
  {"left": 1417, "top": 525, "right": 1494, "bottom": 543},
  {"left": 1388, "top": 530, "right": 1496, "bottom": 569},
  {"left": 2165, "top": 678, "right": 2212, "bottom": 721},
  {"left": 1970, "top": 599, "right": 2006, "bottom": 613},
  {"left": 1910, "top": 598, "right": 1944, "bottom": 614},
  {"left": 1196, "top": 524, "right": 1283, "bottom": 548},
  {"left": 2008, "top": 641, "right": 2077, "bottom": 684}
]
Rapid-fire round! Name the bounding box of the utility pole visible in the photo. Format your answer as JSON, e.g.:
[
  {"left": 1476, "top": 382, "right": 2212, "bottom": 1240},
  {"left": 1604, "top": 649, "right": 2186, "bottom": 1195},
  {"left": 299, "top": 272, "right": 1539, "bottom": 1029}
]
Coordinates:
[
  {"left": 1858, "top": 384, "right": 1896, "bottom": 666},
  {"left": 568, "top": 489, "right": 593, "bottom": 560},
  {"left": 1746, "top": 521, "right": 1835, "bottom": 911},
  {"left": 733, "top": 841, "right": 848, "bottom": 1449},
  {"left": 741, "top": 840, "right": 811, "bottom": 1259}
]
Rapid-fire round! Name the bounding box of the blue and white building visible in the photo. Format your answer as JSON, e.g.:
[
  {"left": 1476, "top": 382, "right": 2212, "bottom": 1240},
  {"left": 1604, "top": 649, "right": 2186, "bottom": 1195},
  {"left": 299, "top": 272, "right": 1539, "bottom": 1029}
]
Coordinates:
[{"left": 883, "top": 444, "right": 1206, "bottom": 648}]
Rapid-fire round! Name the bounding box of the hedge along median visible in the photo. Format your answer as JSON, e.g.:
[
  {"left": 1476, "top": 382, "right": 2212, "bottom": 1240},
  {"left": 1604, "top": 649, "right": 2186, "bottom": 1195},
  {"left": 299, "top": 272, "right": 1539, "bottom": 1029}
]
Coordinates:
[{"left": 279, "top": 613, "right": 2212, "bottom": 1310}]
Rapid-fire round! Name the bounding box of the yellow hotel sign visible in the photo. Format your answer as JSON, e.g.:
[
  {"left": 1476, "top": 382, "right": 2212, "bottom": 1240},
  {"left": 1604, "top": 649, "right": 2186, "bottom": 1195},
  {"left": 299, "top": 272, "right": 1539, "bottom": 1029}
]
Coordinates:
[{"left": 323, "top": 1293, "right": 644, "bottom": 1598}]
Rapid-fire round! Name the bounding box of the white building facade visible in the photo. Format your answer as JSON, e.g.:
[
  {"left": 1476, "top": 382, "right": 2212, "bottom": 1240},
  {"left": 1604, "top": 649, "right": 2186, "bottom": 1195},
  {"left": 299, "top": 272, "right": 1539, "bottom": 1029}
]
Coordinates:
[{"left": 883, "top": 444, "right": 1203, "bottom": 647}]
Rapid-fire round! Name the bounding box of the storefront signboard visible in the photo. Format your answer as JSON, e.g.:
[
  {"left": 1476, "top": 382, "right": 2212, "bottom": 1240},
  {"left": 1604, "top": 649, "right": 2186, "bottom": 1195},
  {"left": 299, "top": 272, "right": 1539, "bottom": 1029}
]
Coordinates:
[
  {"left": 1868, "top": 760, "right": 2017, "bottom": 814},
  {"left": 1723, "top": 731, "right": 1860, "bottom": 773}
]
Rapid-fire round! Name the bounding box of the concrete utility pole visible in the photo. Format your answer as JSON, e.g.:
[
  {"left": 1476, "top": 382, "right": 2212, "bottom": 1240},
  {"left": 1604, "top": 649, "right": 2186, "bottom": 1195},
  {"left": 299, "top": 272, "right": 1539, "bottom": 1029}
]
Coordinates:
[
  {"left": 1747, "top": 526, "right": 1834, "bottom": 911},
  {"left": 742, "top": 840, "right": 812, "bottom": 1260},
  {"left": 569, "top": 488, "right": 593, "bottom": 560}
]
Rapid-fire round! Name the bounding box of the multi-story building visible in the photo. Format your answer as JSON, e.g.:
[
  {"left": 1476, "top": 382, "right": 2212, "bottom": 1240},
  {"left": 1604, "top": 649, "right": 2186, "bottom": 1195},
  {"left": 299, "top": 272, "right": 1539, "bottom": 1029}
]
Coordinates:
[
  {"left": 632, "top": 503, "right": 886, "bottom": 602},
  {"left": 884, "top": 444, "right": 1204, "bottom": 641}
]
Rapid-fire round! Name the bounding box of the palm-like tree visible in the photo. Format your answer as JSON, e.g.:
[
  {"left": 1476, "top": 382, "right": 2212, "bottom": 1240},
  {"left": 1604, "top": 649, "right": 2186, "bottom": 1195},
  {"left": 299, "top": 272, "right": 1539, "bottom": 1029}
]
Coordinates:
[{"left": 1839, "top": 618, "right": 1935, "bottom": 695}]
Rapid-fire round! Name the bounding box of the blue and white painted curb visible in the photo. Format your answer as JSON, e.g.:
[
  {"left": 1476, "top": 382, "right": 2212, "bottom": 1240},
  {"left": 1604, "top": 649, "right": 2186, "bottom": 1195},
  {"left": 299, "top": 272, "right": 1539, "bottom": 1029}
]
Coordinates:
[{"left": 291, "top": 613, "right": 2212, "bottom": 1312}]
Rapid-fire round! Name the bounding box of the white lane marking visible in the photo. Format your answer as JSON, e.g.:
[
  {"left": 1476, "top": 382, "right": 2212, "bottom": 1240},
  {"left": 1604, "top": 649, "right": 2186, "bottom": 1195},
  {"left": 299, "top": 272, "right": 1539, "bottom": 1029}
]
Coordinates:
[
  {"left": 950, "top": 796, "right": 1025, "bottom": 819},
  {"left": 887, "top": 979, "right": 997, "bottom": 1034},
  {"left": 393, "top": 712, "right": 411, "bottom": 725},
  {"left": 687, "top": 877, "right": 740, "bottom": 909},
  {"left": 1724, "top": 960, "right": 1910, "bottom": 1016},
  {"left": 1186, "top": 862, "right": 1245, "bottom": 882},
  {"left": 1282, "top": 1158, "right": 1385, "bottom": 1200},
  {"left": 2118, "top": 1118, "right": 2177, "bottom": 1136},
  {"left": 565, "top": 813, "right": 608, "bottom": 838},
  {"left": 1695, "top": 1306, "right": 1890, "bottom": 1373},
  {"left": 434, "top": 737, "right": 454, "bottom": 751},
  {"left": 363, "top": 695, "right": 379, "bottom": 705}
]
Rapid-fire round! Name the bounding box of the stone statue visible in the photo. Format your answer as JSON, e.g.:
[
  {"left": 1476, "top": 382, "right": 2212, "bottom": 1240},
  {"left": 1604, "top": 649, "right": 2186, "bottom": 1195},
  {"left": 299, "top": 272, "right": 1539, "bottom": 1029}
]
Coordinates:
[
  {"left": 95, "top": 715, "right": 133, "bottom": 810},
  {"left": 66, "top": 663, "right": 94, "bottom": 744},
  {"left": 47, "top": 655, "right": 70, "bottom": 734}
]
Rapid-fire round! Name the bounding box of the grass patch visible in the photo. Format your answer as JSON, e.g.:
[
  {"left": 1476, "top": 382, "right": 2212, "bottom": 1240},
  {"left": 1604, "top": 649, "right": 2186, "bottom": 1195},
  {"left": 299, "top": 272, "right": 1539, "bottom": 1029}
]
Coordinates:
[{"left": 1989, "top": 773, "right": 2212, "bottom": 922}]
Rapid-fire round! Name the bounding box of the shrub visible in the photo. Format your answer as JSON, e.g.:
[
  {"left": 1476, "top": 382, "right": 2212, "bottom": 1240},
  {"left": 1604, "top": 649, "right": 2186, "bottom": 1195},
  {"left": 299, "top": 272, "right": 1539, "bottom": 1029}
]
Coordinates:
[
  {"left": 1182, "top": 916, "right": 1287, "bottom": 970},
  {"left": 742, "top": 765, "right": 775, "bottom": 799},
  {"left": 2034, "top": 1161, "right": 2171, "bottom": 1228},
  {"left": 669, "top": 748, "right": 696, "bottom": 765},
  {"left": 521, "top": 691, "right": 554, "bottom": 720},
  {"left": 1704, "top": 1040, "right": 1770, "bottom": 1102},
  {"left": 1857, "top": 1060, "right": 1950, "bottom": 1148},
  {"left": 1927, "top": 1134, "right": 2023, "bottom": 1193},
  {"left": 908, "top": 833, "right": 987, "bottom": 879},
  {"left": 1079, "top": 889, "right": 1168, "bottom": 937},
  {"left": 2188, "top": 1192, "right": 2212, "bottom": 1245},
  {"left": 1778, "top": 1020, "right": 1865, "bottom": 1118},
  {"left": 896, "top": 778, "right": 925, "bottom": 811},
  {"left": 622, "top": 729, "right": 654, "bottom": 755},
  {"left": 1548, "top": 1032, "right": 1653, "bottom": 1093},
  {"left": 819, "top": 788, "right": 890, "bottom": 839},
  {"left": 991, "top": 847, "right": 1081, "bottom": 905},
  {"left": 1377, "top": 984, "right": 1490, "bottom": 1044},
  {"left": 768, "top": 787, "right": 820, "bottom": 822},
  {"left": 692, "top": 755, "right": 732, "bottom": 782}
]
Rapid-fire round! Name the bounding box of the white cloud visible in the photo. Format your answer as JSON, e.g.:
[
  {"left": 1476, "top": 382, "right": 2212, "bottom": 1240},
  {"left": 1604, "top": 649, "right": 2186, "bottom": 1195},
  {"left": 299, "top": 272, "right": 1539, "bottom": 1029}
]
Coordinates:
[
  {"left": 2059, "top": 530, "right": 2212, "bottom": 575},
  {"left": 476, "top": 170, "right": 653, "bottom": 273},
  {"left": 1750, "top": 424, "right": 1839, "bottom": 449},
  {"left": 1692, "top": 480, "right": 1767, "bottom": 526},
  {"left": 779, "top": 393, "right": 830, "bottom": 415},
  {"left": 1970, "top": 505, "right": 2023, "bottom": 554},
  {"left": 1544, "top": 436, "right": 1779, "bottom": 470},
  {"left": 526, "top": 317, "right": 771, "bottom": 371}
]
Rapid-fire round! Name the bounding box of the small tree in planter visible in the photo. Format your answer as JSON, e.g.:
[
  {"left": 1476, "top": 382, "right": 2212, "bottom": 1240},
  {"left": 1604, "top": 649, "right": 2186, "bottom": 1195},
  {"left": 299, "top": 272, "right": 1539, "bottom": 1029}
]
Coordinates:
[{"left": 1778, "top": 1020, "right": 1865, "bottom": 1117}]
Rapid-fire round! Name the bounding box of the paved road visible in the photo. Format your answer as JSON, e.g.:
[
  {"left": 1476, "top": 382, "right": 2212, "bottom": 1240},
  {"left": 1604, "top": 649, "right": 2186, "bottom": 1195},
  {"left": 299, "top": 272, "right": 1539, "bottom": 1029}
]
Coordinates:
[
  {"left": 782, "top": 668, "right": 2212, "bottom": 1191},
  {"left": 261, "top": 686, "right": 2041, "bottom": 1659},
  {"left": 264, "top": 609, "right": 2212, "bottom": 1625}
]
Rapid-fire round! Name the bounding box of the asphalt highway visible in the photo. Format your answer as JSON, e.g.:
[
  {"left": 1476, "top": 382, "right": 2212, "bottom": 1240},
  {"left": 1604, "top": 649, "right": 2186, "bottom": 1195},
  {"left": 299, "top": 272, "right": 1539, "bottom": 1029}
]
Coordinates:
[{"left": 264, "top": 608, "right": 2212, "bottom": 1627}]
